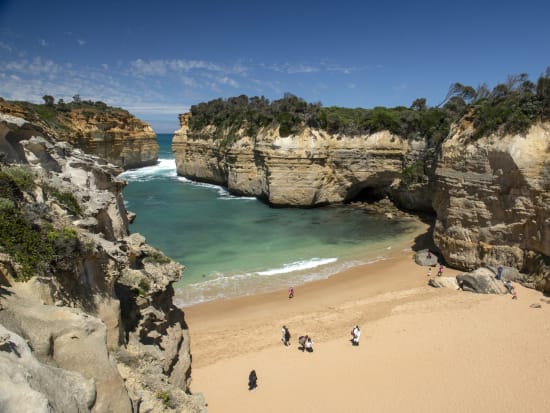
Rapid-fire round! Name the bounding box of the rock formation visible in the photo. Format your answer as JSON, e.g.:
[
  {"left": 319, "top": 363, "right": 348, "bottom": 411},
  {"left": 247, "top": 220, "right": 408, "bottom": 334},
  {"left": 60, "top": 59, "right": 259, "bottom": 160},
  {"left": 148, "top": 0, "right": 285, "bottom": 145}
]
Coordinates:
[
  {"left": 0, "top": 99, "right": 158, "bottom": 169},
  {"left": 173, "top": 113, "right": 430, "bottom": 208},
  {"left": 0, "top": 113, "right": 205, "bottom": 412},
  {"left": 173, "top": 112, "right": 550, "bottom": 293},
  {"left": 432, "top": 122, "right": 550, "bottom": 292}
]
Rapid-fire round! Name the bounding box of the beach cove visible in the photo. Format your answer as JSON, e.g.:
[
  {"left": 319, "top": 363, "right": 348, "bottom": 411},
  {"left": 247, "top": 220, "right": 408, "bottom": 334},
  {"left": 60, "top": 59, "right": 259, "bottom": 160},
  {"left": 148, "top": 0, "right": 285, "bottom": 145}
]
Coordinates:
[{"left": 185, "top": 224, "right": 550, "bottom": 412}]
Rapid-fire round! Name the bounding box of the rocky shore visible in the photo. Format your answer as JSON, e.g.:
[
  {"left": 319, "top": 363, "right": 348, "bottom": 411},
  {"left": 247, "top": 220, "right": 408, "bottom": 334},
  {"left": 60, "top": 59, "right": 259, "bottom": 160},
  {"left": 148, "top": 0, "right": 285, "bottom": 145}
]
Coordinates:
[{"left": 0, "top": 113, "right": 206, "bottom": 412}]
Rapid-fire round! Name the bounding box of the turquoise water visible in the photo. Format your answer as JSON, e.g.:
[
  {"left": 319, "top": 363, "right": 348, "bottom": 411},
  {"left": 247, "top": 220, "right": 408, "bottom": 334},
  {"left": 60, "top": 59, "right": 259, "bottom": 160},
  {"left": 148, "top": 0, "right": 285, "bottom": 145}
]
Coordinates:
[{"left": 120, "top": 134, "right": 421, "bottom": 306}]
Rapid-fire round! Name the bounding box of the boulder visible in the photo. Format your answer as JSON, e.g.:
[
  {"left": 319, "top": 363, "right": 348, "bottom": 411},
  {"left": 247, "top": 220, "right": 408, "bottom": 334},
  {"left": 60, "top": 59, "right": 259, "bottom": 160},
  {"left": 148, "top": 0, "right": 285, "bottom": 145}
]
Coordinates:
[
  {"left": 415, "top": 249, "right": 439, "bottom": 266},
  {"left": 428, "top": 276, "right": 459, "bottom": 289},
  {"left": 456, "top": 268, "right": 509, "bottom": 294},
  {"left": 0, "top": 324, "right": 96, "bottom": 413}
]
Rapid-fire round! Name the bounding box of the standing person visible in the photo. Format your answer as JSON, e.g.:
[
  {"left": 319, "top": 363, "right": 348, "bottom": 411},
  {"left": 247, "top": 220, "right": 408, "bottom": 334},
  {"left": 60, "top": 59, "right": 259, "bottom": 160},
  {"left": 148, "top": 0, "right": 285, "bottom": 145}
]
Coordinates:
[
  {"left": 248, "top": 370, "right": 258, "bottom": 391},
  {"left": 298, "top": 335, "right": 307, "bottom": 351},
  {"left": 497, "top": 265, "right": 503, "bottom": 280},
  {"left": 305, "top": 336, "right": 313, "bottom": 352},
  {"left": 351, "top": 325, "right": 361, "bottom": 346},
  {"left": 288, "top": 286, "right": 294, "bottom": 299},
  {"left": 281, "top": 325, "right": 291, "bottom": 346},
  {"left": 437, "top": 265, "right": 444, "bottom": 277}
]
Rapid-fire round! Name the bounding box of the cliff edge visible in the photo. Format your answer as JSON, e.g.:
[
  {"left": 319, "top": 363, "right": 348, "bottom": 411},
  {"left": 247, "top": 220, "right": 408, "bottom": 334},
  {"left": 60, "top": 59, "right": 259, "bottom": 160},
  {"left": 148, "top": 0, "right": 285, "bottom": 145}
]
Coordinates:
[
  {"left": 0, "top": 98, "right": 158, "bottom": 169},
  {"left": 0, "top": 113, "right": 206, "bottom": 412}
]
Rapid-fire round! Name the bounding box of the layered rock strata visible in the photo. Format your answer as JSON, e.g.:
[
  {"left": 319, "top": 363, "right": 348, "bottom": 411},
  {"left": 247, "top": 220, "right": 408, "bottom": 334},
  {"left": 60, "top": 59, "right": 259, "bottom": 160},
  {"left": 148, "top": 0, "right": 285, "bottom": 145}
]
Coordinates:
[
  {"left": 173, "top": 113, "right": 550, "bottom": 292},
  {"left": 0, "top": 113, "right": 205, "bottom": 412},
  {"left": 432, "top": 122, "right": 550, "bottom": 291},
  {"left": 173, "top": 113, "right": 430, "bottom": 207},
  {"left": 0, "top": 100, "right": 158, "bottom": 169}
]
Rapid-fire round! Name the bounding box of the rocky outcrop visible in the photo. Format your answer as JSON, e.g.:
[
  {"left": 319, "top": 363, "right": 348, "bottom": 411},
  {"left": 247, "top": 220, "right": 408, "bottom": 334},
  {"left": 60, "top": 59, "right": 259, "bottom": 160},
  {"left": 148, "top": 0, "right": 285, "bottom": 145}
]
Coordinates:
[
  {"left": 0, "top": 100, "right": 158, "bottom": 169},
  {"left": 173, "top": 113, "right": 431, "bottom": 207},
  {"left": 432, "top": 122, "right": 550, "bottom": 290},
  {"left": 0, "top": 114, "right": 205, "bottom": 412}
]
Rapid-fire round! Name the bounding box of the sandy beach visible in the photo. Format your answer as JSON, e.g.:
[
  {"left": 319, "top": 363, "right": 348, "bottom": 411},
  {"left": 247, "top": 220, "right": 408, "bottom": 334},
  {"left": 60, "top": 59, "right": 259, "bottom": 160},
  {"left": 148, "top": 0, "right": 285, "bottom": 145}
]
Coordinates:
[{"left": 184, "top": 232, "right": 550, "bottom": 412}]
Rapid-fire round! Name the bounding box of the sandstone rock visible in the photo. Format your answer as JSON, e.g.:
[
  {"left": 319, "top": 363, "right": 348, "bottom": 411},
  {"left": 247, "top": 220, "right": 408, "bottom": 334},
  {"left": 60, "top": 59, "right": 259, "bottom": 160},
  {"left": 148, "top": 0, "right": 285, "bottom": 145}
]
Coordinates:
[
  {"left": 433, "top": 122, "right": 550, "bottom": 290},
  {"left": 1, "top": 100, "right": 158, "bottom": 169},
  {"left": 456, "top": 268, "right": 509, "bottom": 294},
  {"left": 0, "top": 125, "right": 206, "bottom": 412},
  {"left": 415, "top": 249, "right": 439, "bottom": 266},
  {"left": 0, "top": 324, "right": 96, "bottom": 413},
  {"left": 428, "top": 276, "right": 459, "bottom": 289},
  {"left": 173, "top": 114, "right": 424, "bottom": 207}
]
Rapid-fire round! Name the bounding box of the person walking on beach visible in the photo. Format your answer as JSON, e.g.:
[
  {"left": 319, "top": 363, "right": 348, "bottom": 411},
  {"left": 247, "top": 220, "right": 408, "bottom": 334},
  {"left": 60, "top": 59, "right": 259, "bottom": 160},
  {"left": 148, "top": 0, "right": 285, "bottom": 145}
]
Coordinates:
[
  {"left": 281, "top": 325, "right": 291, "bottom": 346},
  {"left": 248, "top": 369, "right": 258, "bottom": 391},
  {"left": 288, "top": 286, "right": 294, "bottom": 299},
  {"left": 497, "top": 265, "right": 503, "bottom": 280},
  {"left": 427, "top": 267, "right": 432, "bottom": 277},
  {"left": 351, "top": 325, "right": 361, "bottom": 346},
  {"left": 437, "top": 265, "right": 444, "bottom": 277}
]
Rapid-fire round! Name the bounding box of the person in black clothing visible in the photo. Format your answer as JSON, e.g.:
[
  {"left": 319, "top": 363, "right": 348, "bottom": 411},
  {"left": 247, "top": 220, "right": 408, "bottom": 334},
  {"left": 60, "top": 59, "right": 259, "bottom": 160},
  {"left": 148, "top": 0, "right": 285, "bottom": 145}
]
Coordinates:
[{"left": 248, "top": 369, "right": 258, "bottom": 390}]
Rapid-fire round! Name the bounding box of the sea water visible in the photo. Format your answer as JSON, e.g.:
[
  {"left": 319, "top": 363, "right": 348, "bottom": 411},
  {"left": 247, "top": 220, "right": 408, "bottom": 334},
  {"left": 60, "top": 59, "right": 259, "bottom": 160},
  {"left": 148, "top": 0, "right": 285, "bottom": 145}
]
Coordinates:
[{"left": 120, "top": 134, "right": 421, "bottom": 306}]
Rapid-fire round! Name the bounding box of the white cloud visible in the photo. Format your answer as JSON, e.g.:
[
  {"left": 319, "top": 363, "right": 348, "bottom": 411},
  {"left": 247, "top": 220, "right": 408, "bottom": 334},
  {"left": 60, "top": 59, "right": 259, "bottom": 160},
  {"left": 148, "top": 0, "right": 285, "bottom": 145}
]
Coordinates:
[
  {"left": 77, "top": 39, "right": 86, "bottom": 46},
  {"left": 39, "top": 39, "right": 47, "bottom": 47},
  {"left": 269, "top": 63, "right": 320, "bottom": 74}
]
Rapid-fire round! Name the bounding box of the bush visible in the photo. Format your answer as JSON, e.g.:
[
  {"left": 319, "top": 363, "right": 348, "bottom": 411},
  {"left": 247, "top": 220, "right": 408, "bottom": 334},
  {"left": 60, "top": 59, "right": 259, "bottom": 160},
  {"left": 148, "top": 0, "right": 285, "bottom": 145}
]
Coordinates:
[{"left": 1, "top": 165, "right": 35, "bottom": 192}]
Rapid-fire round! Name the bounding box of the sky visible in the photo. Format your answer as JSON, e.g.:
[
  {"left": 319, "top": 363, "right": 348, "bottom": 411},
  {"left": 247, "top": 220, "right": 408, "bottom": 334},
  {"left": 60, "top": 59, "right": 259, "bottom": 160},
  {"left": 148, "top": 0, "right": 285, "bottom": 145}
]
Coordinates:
[{"left": 0, "top": 0, "right": 548, "bottom": 133}]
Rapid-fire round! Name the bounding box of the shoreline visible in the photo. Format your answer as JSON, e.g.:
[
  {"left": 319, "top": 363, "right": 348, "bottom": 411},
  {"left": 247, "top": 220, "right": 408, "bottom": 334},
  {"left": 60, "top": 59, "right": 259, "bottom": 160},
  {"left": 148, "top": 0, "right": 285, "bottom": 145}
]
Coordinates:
[
  {"left": 184, "top": 225, "right": 550, "bottom": 412},
  {"left": 176, "top": 217, "right": 428, "bottom": 307}
]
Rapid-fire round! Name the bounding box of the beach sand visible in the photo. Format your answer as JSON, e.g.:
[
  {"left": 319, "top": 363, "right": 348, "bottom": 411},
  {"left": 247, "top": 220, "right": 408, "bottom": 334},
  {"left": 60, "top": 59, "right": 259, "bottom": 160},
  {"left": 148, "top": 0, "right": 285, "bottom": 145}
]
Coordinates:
[{"left": 184, "top": 233, "right": 550, "bottom": 412}]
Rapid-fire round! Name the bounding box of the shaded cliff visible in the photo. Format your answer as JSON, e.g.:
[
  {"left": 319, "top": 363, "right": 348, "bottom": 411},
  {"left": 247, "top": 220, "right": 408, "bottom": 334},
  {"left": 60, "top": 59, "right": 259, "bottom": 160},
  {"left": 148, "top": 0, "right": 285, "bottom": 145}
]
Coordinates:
[
  {"left": 432, "top": 121, "right": 550, "bottom": 291},
  {"left": 0, "top": 98, "right": 158, "bottom": 169},
  {"left": 0, "top": 113, "right": 205, "bottom": 412}
]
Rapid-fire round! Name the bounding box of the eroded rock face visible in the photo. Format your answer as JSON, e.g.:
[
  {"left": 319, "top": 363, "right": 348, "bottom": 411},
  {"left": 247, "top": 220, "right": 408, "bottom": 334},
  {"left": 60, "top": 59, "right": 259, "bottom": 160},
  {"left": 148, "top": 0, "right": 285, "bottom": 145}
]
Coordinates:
[
  {"left": 0, "top": 114, "right": 206, "bottom": 412},
  {"left": 432, "top": 122, "right": 550, "bottom": 287},
  {"left": 173, "top": 113, "right": 427, "bottom": 207},
  {"left": 0, "top": 101, "right": 158, "bottom": 169}
]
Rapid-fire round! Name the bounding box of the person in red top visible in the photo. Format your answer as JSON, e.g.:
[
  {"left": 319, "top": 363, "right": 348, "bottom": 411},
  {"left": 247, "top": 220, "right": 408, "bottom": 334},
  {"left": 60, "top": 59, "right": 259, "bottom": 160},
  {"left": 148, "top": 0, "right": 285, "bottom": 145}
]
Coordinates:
[{"left": 288, "top": 287, "right": 294, "bottom": 299}]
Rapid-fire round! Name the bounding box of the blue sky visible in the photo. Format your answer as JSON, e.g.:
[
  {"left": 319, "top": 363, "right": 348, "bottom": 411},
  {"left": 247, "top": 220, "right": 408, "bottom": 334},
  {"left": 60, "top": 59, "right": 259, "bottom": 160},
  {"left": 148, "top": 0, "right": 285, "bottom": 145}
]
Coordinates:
[{"left": 1, "top": 0, "right": 548, "bottom": 132}]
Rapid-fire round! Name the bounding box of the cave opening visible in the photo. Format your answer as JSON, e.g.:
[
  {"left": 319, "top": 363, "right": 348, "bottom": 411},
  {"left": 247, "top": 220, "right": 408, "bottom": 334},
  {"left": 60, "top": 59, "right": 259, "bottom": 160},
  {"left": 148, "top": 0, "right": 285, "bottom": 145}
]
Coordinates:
[{"left": 345, "top": 186, "right": 387, "bottom": 204}]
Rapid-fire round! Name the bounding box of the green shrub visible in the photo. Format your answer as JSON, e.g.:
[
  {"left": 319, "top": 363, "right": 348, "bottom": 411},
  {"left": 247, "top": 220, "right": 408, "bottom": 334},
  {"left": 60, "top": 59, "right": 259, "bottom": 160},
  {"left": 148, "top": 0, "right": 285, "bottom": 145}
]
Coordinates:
[
  {"left": 143, "top": 250, "right": 171, "bottom": 265},
  {"left": 45, "top": 185, "right": 82, "bottom": 216},
  {"left": 156, "top": 391, "right": 171, "bottom": 407},
  {"left": 0, "top": 209, "right": 55, "bottom": 280},
  {"left": 2, "top": 165, "right": 35, "bottom": 191}
]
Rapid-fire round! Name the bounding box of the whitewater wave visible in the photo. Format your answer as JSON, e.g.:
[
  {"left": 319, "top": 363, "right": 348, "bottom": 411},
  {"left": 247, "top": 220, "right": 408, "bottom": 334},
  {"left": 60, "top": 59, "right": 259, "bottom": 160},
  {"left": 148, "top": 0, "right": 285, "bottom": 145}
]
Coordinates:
[
  {"left": 177, "top": 177, "right": 256, "bottom": 200},
  {"left": 119, "top": 159, "right": 177, "bottom": 181},
  {"left": 257, "top": 257, "right": 338, "bottom": 276}
]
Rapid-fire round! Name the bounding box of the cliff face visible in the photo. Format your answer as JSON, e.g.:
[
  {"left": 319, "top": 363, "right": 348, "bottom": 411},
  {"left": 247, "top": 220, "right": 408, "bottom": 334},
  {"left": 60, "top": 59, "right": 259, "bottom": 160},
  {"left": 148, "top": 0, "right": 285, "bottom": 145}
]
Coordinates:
[
  {"left": 173, "top": 113, "right": 431, "bottom": 208},
  {"left": 0, "top": 99, "right": 158, "bottom": 169},
  {"left": 172, "top": 113, "right": 550, "bottom": 292},
  {"left": 432, "top": 122, "right": 550, "bottom": 290},
  {"left": 0, "top": 113, "right": 205, "bottom": 412}
]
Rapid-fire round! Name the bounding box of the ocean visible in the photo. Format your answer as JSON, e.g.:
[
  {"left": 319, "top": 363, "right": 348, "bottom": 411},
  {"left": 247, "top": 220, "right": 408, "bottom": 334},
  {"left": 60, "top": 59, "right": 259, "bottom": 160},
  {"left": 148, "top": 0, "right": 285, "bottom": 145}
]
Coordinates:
[{"left": 120, "top": 134, "right": 421, "bottom": 306}]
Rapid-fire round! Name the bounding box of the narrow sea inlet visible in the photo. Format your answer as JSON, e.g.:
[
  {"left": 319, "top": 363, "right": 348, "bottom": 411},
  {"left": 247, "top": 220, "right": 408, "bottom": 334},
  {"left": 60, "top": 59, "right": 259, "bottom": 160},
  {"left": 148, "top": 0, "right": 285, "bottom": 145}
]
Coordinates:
[{"left": 120, "top": 134, "right": 422, "bottom": 306}]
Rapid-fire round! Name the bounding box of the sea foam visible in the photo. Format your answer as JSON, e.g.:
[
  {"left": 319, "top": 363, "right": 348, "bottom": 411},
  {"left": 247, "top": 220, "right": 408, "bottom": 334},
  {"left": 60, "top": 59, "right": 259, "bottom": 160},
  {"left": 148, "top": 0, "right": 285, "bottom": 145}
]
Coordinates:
[{"left": 119, "top": 159, "right": 177, "bottom": 181}]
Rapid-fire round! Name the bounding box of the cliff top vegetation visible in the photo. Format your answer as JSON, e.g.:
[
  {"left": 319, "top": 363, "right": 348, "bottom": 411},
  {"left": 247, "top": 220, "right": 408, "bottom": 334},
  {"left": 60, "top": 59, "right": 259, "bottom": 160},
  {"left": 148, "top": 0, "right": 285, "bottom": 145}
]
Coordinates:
[
  {"left": 187, "top": 69, "right": 550, "bottom": 144},
  {"left": 0, "top": 95, "right": 146, "bottom": 138}
]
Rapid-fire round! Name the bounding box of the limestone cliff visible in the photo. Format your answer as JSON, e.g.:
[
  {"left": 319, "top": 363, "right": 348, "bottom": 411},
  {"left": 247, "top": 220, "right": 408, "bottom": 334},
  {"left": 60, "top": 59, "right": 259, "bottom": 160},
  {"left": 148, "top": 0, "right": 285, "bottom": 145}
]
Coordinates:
[
  {"left": 432, "top": 121, "right": 550, "bottom": 291},
  {"left": 0, "top": 99, "right": 158, "bottom": 169},
  {"left": 172, "top": 112, "right": 550, "bottom": 292},
  {"left": 173, "top": 113, "right": 432, "bottom": 208},
  {"left": 0, "top": 113, "right": 205, "bottom": 412}
]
